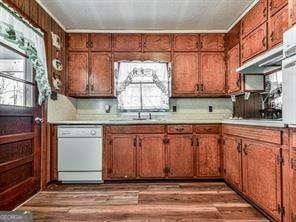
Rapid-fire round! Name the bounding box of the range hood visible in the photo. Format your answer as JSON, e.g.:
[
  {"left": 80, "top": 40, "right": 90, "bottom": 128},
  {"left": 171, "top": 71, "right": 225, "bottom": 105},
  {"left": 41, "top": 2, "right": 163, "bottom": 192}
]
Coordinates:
[{"left": 237, "top": 44, "right": 283, "bottom": 74}]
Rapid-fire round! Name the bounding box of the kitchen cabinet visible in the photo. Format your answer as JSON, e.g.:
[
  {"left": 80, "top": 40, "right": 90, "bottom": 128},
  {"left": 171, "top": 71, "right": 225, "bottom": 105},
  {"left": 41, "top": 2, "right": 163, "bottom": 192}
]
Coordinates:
[
  {"left": 241, "top": 0, "right": 268, "bottom": 38},
  {"left": 197, "top": 134, "right": 221, "bottom": 177},
  {"left": 143, "top": 34, "right": 171, "bottom": 52},
  {"left": 200, "top": 52, "right": 226, "bottom": 94},
  {"left": 289, "top": 0, "right": 296, "bottom": 26},
  {"left": 290, "top": 131, "right": 296, "bottom": 222},
  {"left": 242, "top": 140, "right": 282, "bottom": 221},
  {"left": 225, "top": 22, "right": 241, "bottom": 51},
  {"left": 108, "top": 134, "right": 137, "bottom": 179},
  {"left": 227, "top": 44, "right": 242, "bottom": 94},
  {"left": 200, "top": 34, "right": 225, "bottom": 51},
  {"left": 167, "top": 134, "right": 195, "bottom": 178},
  {"left": 137, "top": 134, "right": 165, "bottom": 178},
  {"left": 90, "top": 34, "right": 112, "bottom": 51},
  {"left": 269, "top": 0, "right": 288, "bottom": 16},
  {"left": 173, "top": 34, "right": 200, "bottom": 51},
  {"left": 90, "top": 52, "right": 113, "bottom": 96},
  {"left": 241, "top": 23, "right": 267, "bottom": 63},
  {"left": 67, "top": 52, "right": 89, "bottom": 95},
  {"left": 172, "top": 52, "right": 199, "bottom": 96},
  {"left": 268, "top": 6, "right": 289, "bottom": 48},
  {"left": 113, "top": 34, "right": 142, "bottom": 51},
  {"left": 68, "top": 34, "right": 89, "bottom": 51},
  {"left": 223, "top": 136, "right": 242, "bottom": 190}
]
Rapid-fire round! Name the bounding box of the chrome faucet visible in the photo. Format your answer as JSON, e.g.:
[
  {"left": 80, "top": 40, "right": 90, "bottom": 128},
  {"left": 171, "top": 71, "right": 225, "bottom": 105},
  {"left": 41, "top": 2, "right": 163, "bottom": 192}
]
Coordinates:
[
  {"left": 137, "top": 112, "right": 141, "bottom": 119},
  {"left": 149, "top": 112, "right": 152, "bottom": 120}
]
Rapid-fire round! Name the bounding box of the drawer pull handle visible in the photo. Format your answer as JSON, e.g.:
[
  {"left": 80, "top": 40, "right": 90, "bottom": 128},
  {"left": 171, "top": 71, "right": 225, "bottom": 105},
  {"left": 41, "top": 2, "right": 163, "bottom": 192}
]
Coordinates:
[{"left": 176, "top": 128, "right": 184, "bottom": 132}]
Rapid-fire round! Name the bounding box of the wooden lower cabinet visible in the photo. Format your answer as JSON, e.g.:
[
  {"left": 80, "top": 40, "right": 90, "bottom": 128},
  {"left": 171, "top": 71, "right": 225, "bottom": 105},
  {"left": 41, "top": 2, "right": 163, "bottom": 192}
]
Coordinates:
[
  {"left": 290, "top": 136, "right": 296, "bottom": 222},
  {"left": 167, "top": 134, "right": 195, "bottom": 178},
  {"left": 242, "top": 139, "right": 282, "bottom": 221},
  {"left": 223, "top": 136, "right": 242, "bottom": 190}
]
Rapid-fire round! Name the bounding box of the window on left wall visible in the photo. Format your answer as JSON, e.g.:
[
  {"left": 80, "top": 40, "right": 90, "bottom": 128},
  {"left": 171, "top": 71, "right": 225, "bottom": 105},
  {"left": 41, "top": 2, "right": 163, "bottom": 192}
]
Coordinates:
[{"left": 0, "top": 44, "right": 35, "bottom": 107}]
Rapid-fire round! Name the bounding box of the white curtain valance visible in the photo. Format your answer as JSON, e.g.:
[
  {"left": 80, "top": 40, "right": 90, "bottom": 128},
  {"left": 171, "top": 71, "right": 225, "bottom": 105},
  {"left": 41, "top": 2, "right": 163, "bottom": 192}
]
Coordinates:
[{"left": 0, "top": 1, "right": 51, "bottom": 105}]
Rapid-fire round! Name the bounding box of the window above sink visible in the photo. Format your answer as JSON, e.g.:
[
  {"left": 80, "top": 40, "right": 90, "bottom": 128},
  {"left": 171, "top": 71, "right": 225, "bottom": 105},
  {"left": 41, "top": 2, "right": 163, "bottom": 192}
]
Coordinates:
[{"left": 114, "top": 61, "right": 171, "bottom": 112}]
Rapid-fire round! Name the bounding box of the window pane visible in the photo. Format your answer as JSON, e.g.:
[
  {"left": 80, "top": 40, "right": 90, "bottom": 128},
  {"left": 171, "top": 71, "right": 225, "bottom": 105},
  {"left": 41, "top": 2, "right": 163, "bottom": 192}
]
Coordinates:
[
  {"left": 118, "top": 84, "right": 141, "bottom": 110},
  {"left": 142, "top": 83, "right": 169, "bottom": 110}
]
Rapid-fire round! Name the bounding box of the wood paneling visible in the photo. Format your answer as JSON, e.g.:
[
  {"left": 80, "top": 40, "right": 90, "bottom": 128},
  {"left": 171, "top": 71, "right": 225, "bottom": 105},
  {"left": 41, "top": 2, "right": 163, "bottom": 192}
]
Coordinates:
[
  {"left": 143, "top": 34, "right": 171, "bottom": 52},
  {"left": 173, "top": 34, "right": 200, "bottom": 51},
  {"left": 108, "top": 125, "right": 165, "bottom": 134},
  {"left": 225, "top": 22, "right": 241, "bottom": 51},
  {"left": 289, "top": 0, "right": 296, "bottom": 26},
  {"left": 0, "top": 116, "right": 32, "bottom": 135},
  {"left": 0, "top": 140, "right": 33, "bottom": 164},
  {"left": 233, "top": 93, "right": 262, "bottom": 119},
  {"left": 227, "top": 44, "right": 242, "bottom": 94},
  {"left": 68, "top": 34, "right": 89, "bottom": 51},
  {"left": 200, "top": 34, "right": 225, "bottom": 51},
  {"left": 269, "top": 0, "right": 288, "bottom": 16},
  {"left": 90, "top": 34, "right": 112, "bottom": 51},
  {"left": 113, "top": 34, "right": 142, "bottom": 52},
  {"left": 167, "top": 125, "right": 193, "bottom": 134}
]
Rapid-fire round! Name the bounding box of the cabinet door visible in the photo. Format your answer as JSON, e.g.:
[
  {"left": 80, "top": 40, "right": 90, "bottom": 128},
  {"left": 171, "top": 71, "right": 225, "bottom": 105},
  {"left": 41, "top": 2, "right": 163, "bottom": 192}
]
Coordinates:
[
  {"left": 109, "top": 135, "right": 136, "bottom": 179},
  {"left": 241, "top": 0, "right": 268, "bottom": 38},
  {"left": 242, "top": 140, "right": 282, "bottom": 221},
  {"left": 268, "top": 6, "right": 289, "bottom": 48},
  {"left": 289, "top": 0, "right": 296, "bottom": 25},
  {"left": 223, "top": 136, "right": 242, "bottom": 190},
  {"left": 90, "top": 52, "right": 113, "bottom": 96},
  {"left": 241, "top": 23, "right": 267, "bottom": 63},
  {"left": 113, "top": 34, "right": 142, "bottom": 51},
  {"left": 200, "top": 52, "right": 226, "bottom": 94},
  {"left": 197, "top": 134, "right": 221, "bottom": 177},
  {"left": 227, "top": 44, "right": 241, "bottom": 94},
  {"left": 137, "top": 134, "right": 165, "bottom": 178},
  {"left": 68, "top": 52, "right": 89, "bottom": 95},
  {"left": 167, "top": 134, "right": 195, "bottom": 178},
  {"left": 200, "top": 34, "right": 225, "bottom": 51},
  {"left": 173, "top": 34, "right": 200, "bottom": 51},
  {"left": 68, "top": 34, "right": 89, "bottom": 51},
  {"left": 172, "top": 53, "right": 199, "bottom": 96},
  {"left": 90, "top": 34, "right": 111, "bottom": 51},
  {"left": 143, "top": 34, "right": 171, "bottom": 51},
  {"left": 290, "top": 149, "right": 296, "bottom": 222},
  {"left": 269, "top": 0, "right": 287, "bottom": 16}
]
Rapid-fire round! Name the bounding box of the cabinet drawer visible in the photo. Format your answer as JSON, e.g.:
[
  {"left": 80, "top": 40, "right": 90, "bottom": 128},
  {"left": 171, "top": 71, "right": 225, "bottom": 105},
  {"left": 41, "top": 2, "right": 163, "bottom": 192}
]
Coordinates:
[
  {"left": 108, "top": 125, "right": 165, "bottom": 134},
  {"left": 167, "top": 125, "right": 193, "bottom": 134},
  {"left": 195, "top": 125, "right": 220, "bottom": 134}
]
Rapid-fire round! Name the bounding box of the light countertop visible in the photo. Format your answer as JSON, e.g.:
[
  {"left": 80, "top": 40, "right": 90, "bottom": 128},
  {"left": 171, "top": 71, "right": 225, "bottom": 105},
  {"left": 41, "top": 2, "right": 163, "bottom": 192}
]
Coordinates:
[{"left": 222, "top": 119, "right": 285, "bottom": 128}]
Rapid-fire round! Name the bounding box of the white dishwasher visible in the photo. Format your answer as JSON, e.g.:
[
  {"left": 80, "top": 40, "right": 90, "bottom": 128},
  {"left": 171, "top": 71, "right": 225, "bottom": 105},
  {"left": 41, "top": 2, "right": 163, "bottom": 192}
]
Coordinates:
[{"left": 58, "top": 125, "right": 103, "bottom": 183}]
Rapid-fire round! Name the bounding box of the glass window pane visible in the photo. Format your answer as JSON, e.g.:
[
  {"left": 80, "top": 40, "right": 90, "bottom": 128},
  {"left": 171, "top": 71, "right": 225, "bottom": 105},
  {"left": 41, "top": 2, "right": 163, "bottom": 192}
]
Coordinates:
[{"left": 118, "top": 84, "right": 141, "bottom": 110}]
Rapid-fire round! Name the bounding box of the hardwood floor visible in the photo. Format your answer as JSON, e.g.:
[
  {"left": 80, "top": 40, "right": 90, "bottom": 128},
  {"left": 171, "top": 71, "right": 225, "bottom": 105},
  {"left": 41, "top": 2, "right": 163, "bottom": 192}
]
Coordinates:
[{"left": 16, "top": 182, "right": 268, "bottom": 221}]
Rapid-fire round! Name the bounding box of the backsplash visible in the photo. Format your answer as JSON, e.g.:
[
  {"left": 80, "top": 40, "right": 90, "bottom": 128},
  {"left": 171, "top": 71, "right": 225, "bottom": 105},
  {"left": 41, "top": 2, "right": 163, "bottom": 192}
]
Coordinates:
[{"left": 47, "top": 94, "right": 233, "bottom": 122}]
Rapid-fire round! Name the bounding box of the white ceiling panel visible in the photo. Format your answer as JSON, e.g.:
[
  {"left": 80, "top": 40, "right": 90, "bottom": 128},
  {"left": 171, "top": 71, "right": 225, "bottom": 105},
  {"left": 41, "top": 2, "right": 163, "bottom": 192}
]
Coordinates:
[{"left": 38, "top": 0, "right": 257, "bottom": 32}]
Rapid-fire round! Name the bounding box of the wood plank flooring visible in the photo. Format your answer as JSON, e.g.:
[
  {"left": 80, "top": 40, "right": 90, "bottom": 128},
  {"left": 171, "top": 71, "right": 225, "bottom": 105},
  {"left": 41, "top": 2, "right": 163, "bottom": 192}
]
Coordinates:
[{"left": 16, "top": 182, "right": 268, "bottom": 221}]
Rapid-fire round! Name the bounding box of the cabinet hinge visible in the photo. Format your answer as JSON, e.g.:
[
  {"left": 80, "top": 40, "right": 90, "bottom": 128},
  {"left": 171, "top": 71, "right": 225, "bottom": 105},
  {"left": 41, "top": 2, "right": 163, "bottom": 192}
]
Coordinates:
[
  {"left": 108, "top": 139, "right": 112, "bottom": 145},
  {"left": 277, "top": 204, "right": 285, "bottom": 215},
  {"left": 163, "top": 138, "right": 170, "bottom": 144},
  {"left": 291, "top": 158, "right": 296, "bottom": 170},
  {"left": 163, "top": 165, "right": 170, "bottom": 174},
  {"left": 277, "top": 155, "right": 284, "bottom": 165}
]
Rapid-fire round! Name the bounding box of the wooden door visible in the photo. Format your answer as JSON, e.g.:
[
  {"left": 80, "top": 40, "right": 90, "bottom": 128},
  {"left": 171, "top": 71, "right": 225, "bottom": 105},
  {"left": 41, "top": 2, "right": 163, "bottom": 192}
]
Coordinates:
[
  {"left": 242, "top": 140, "right": 282, "bottom": 221},
  {"left": 172, "top": 53, "right": 199, "bottom": 96},
  {"left": 167, "top": 134, "right": 195, "bottom": 178},
  {"left": 90, "top": 52, "right": 113, "bottom": 96},
  {"left": 143, "top": 34, "right": 171, "bottom": 51},
  {"left": 227, "top": 44, "right": 241, "bottom": 94},
  {"left": 241, "top": 23, "right": 267, "bottom": 63},
  {"left": 200, "top": 52, "right": 226, "bottom": 94},
  {"left": 113, "top": 34, "right": 142, "bottom": 51},
  {"left": 173, "top": 34, "right": 200, "bottom": 51},
  {"left": 108, "top": 134, "right": 136, "bottom": 179},
  {"left": 137, "top": 134, "right": 165, "bottom": 178},
  {"left": 200, "top": 34, "right": 225, "bottom": 51},
  {"left": 197, "top": 134, "right": 221, "bottom": 177},
  {"left": 289, "top": 0, "right": 296, "bottom": 26},
  {"left": 68, "top": 34, "right": 89, "bottom": 51},
  {"left": 268, "top": 6, "right": 289, "bottom": 48},
  {"left": 67, "top": 52, "right": 89, "bottom": 96},
  {"left": 241, "top": 0, "right": 268, "bottom": 38},
  {"left": 90, "top": 34, "right": 111, "bottom": 51},
  {"left": 269, "top": 0, "right": 287, "bottom": 16},
  {"left": 223, "top": 136, "right": 242, "bottom": 190}
]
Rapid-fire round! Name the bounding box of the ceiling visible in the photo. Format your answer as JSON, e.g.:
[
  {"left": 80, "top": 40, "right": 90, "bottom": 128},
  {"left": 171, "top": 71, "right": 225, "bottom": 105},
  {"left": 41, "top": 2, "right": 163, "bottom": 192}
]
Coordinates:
[{"left": 38, "top": 0, "right": 257, "bottom": 33}]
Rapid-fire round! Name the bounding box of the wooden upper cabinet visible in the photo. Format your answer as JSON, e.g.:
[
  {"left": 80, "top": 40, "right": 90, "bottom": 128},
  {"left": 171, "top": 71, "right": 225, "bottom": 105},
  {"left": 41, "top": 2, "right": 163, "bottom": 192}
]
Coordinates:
[
  {"left": 225, "top": 22, "right": 241, "bottom": 51},
  {"left": 173, "top": 34, "right": 200, "bottom": 51},
  {"left": 241, "top": 23, "right": 267, "bottom": 63},
  {"left": 67, "top": 52, "right": 89, "bottom": 95},
  {"left": 269, "top": 0, "right": 288, "bottom": 16},
  {"left": 200, "top": 52, "right": 226, "bottom": 94},
  {"left": 242, "top": 140, "right": 282, "bottom": 221},
  {"left": 241, "top": 0, "right": 268, "bottom": 38},
  {"left": 227, "top": 44, "right": 241, "bottom": 94},
  {"left": 197, "top": 135, "right": 221, "bottom": 177},
  {"left": 137, "top": 134, "right": 165, "bottom": 178},
  {"left": 172, "top": 53, "right": 199, "bottom": 96},
  {"left": 68, "top": 34, "right": 89, "bottom": 51},
  {"left": 90, "top": 34, "right": 112, "bottom": 51},
  {"left": 223, "top": 136, "right": 242, "bottom": 190},
  {"left": 143, "top": 34, "right": 171, "bottom": 51},
  {"left": 200, "top": 34, "right": 225, "bottom": 51},
  {"left": 268, "top": 6, "right": 289, "bottom": 48},
  {"left": 113, "top": 34, "right": 142, "bottom": 51},
  {"left": 289, "top": 0, "right": 296, "bottom": 26},
  {"left": 90, "top": 53, "right": 113, "bottom": 96},
  {"left": 167, "top": 134, "right": 195, "bottom": 178},
  {"left": 108, "top": 134, "right": 136, "bottom": 179}
]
